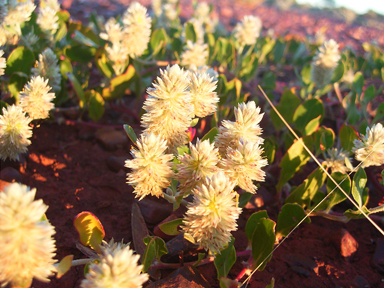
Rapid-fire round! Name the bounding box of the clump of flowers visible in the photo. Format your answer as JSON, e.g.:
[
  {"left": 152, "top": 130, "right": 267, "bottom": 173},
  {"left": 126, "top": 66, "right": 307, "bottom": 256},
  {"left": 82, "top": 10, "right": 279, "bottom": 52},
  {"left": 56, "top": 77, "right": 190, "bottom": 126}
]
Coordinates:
[
  {"left": 0, "top": 49, "right": 6, "bottom": 76},
  {"left": 0, "top": 183, "right": 57, "bottom": 288},
  {"left": 233, "top": 15, "right": 262, "bottom": 47},
  {"left": 37, "top": 6, "right": 59, "bottom": 41},
  {"left": 81, "top": 242, "right": 148, "bottom": 288},
  {"left": 352, "top": 123, "right": 384, "bottom": 168},
  {"left": 31, "top": 48, "right": 61, "bottom": 92},
  {"left": 0, "top": 105, "right": 32, "bottom": 161},
  {"left": 181, "top": 40, "right": 209, "bottom": 69},
  {"left": 19, "top": 76, "right": 56, "bottom": 120},
  {"left": 310, "top": 39, "right": 341, "bottom": 87},
  {"left": 182, "top": 172, "right": 242, "bottom": 254},
  {"left": 323, "top": 148, "right": 351, "bottom": 174},
  {"left": 125, "top": 133, "right": 174, "bottom": 200}
]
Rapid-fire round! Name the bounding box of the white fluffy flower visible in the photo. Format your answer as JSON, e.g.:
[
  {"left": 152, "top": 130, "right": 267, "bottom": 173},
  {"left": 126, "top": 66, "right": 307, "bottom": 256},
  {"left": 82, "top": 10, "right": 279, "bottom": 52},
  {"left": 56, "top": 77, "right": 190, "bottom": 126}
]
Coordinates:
[
  {"left": 182, "top": 172, "right": 242, "bottom": 254},
  {"left": 311, "top": 39, "right": 340, "bottom": 87},
  {"left": 188, "top": 65, "right": 218, "bottom": 80},
  {"left": 4, "top": 1, "right": 35, "bottom": 34},
  {"left": 189, "top": 72, "right": 218, "bottom": 118},
  {"left": 0, "top": 183, "right": 57, "bottom": 288},
  {"left": 99, "top": 17, "right": 124, "bottom": 45},
  {"left": 352, "top": 123, "right": 384, "bottom": 168},
  {"left": 40, "top": 0, "right": 60, "bottom": 13},
  {"left": 142, "top": 65, "right": 193, "bottom": 152},
  {"left": 125, "top": 133, "right": 174, "bottom": 200},
  {"left": 220, "top": 139, "right": 268, "bottom": 193},
  {"left": 234, "top": 15, "right": 262, "bottom": 46},
  {"left": 0, "top": 50, "right": 6, "bottom": 76},
  {"left": 37, "top": 7, "right": 59, "bottom": 37},
  {"left": 323, "top": 148, "right": 350, "bottom": 174},
  {"left": 19, "top": 76, "right": 56, "bottom": 120},
  {"left": 177, "top": 139, "right": 221, "bottom": 196},
  {"left": 31, "top": 48, "right": 61, "bottom": 92},
  {"left": 183, "top": 18, "right": 205, "bottom": 43},
  {"left": 20, "top": 31, "right": 39, "bottom": 49},
  {"left": 0, "top": 105, "right": 32, "bottom": 161},
  {"left": 193, "top": 2, "right": 210, "bottom": 23},
  {"left": 181, "top": 40, "right": 208, "bottom": 69},
  {"left": 81, "top": 243, "right": 148, "bottom": 288},
  {"left": 215, "top": 101, "right": 264, "bottom": 157},
  {"left": 122, "top": 2, "right": 152, "bottom": 58}
]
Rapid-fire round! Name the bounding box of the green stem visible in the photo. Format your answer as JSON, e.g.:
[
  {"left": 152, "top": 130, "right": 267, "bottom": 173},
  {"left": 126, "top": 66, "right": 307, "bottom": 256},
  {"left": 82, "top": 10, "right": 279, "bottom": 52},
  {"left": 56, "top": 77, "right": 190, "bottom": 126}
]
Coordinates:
[{"left": 71, "top": 258, "right": 94, "bottom": 267}]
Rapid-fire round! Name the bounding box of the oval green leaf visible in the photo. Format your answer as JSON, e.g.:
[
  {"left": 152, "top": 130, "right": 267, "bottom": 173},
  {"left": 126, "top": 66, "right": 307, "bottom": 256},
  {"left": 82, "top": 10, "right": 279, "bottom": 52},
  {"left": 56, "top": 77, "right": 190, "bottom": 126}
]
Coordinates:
[{"left": 74, "top": 211, "right": 105, "bottom": 253}]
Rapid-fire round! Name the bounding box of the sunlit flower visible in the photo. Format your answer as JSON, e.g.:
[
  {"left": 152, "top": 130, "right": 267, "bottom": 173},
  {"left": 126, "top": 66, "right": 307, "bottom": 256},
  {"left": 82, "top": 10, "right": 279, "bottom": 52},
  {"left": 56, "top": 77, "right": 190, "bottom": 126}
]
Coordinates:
[
  {"left": 215, "top": 101, "right": 264, "bottom": 157},
  {"left": 4, "top": 1, "right": 36, "bottom": 35},
  {"left": 122, "top": 2, "right": 152, "bottom": 58},
  {"left": 182, "top": 172, "right": 241, "bottom": 254},
  {"left": 181, "top": 40, "right": 208, "bottom": 69},
  {"left": 188, "top": 65, "right": 218, "bottom": 81},
  {"left": 19, "top": 76, "right": 56, "bottom": 120},
  {"left": 311, "top": 39, "right": 340, "bottom": 87},
  {"left": 189, "top": 72, "right": 218, "bottom": 118},
  {"left": 152, "top": 0, "right": 163, "bottom": 17},
  {"left": 220, "top": 139, "right": 268, "bottom": 193},
  {"left": 193, "top": 2, "right": 210, "bottom": 23},
  {"left": 40, "top": 0, "right": 60, "bottom": 13},
  {"left": 234, "top": 15, "right": 262, "bottom": 46},
  {"left": 81, "top": 243, "right": 148, "bottom": 288},
  {"left": 352, "top": 123, "right": 384, "bottom": 168},
  {"left": 0, "top": 183, "right": 57, "bottom": 288},
  {"left": 141, "top": 64, "right": 192, "bottom": 152},
  {"left": 0, "top": 105, "right": 32, "bottom": 161},
  {"left": 125, "top": 133, "right": 174, "bottom": 200},
  {"left": 32, "top": 48, "right": 61, "bottom": 92},
  {"left": 323, "top": 148, "right": 350, "bottom": 174},
  {"left": 37, "top": 7, "right": 59, "bottom": 38},
  {"left": 177, "top": 139, "right": 221, "bottom": 195},
  {"left": 99, "top": 17, "right": 124, "bottom": 45},
  {"left": 0, "top": 50, "right": 6, "bottom": 76}
]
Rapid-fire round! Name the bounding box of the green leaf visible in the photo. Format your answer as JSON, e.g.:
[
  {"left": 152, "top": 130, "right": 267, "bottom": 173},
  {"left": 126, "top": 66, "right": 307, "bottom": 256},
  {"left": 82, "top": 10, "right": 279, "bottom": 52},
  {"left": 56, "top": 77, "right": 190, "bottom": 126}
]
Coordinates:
[
  {"left": 352, "top": 72, "right": 364, "bottom": 96},
  {"left": 74, "top": 212, "right": 105, "bottom": 253},
  {"left": 276, "top": 203, "right": 310, "bottom": 238},
  {"left": 265, "top": 277, "right": 275, "bottom": 288},
  {"left": 313, "top": 126, "right": 335, "bottom": 154},
  {"left": 251, "top": 218, "right": 276, "bottom": 271},
  {"left": 219, "top": 277, "right": 240, "bottom": 288},
  {"left": 339, "top": 124, "right": 359, "bottom": 153},
  {"left": 190, "top": 118, "right": 199, "bottom": 127},
  {"left": 72, "top": 30, "right": 99, "bottom": 48},
  {"left": 142, "top": 236, "right": 168, "bottom": 272},
  {"left": 55, "top": 20, "right": 67, "bottom": 42},
  {"left": 8, "top": 72, "right": 28, "bottom": 99},
  {"left": 185, "top": 22, "right": 197, "bottom": 43},
  {"left": 304, "top": 115, "right": 321, "bottom": 136},
  {"left": 263, "top": 136, "right": 277, "bottom": 164},
  {"left": 214, "top": 237, "right": 236, "bottom": 280},
  {"left": 60, "top": 58, "right": 73, "bottom": 79},
  {"left": 150, "top": 28, "right": 167, "bottom": 54},
  {"left": 56, "top": 10, "right": 70, "bottom": 22},
  {"left": 201, "top": 127, "right": 218, "bottom": 143},
  {"left": 293, "top": 98, "right": 324, "bottom": 135},
  {"left": 159, "top": 218, "right": 182, "bottom": 236},
  {"left": 55, "top": 255, "right": 73, "bottom": 279},
  {"left": 344, "top": 205, "right": 370, "bottom": 220},
  {"left": 362, "top": 85, "right": 376, "bottom": 104},
  {"left": 351, "top": 167, "right": 367, "bottom": 208},
  {"left": 373, "top": 102, "right": 384, "bottom": 123},
  {"left": 270, "top": 89, "right": 301, "bottom": 130},
  {"left": 5, "top": 46, "right": 35, "bottom": 76},
  {"left": 301, "top": 64, "right": 311, "bottom": 85},
  {"left": 87, "top": 90, "right": 105, "bottom": 121},
  {"left": 64, "top": 45, "right": 97, "bottom": 63},
  {"left": 123, "top": 125, "right": 138, "bottom": 144},
  {"left": 276, "top": 136, "right": 313, "bottom": 192},
  {"left": 245, "top": 210, "right": 269, "bottom": 242},
  {"left": 67, "top": 72, "right": 85, "bottom": 105},
  {"left": 325, "top": 172, "right": 351, "bottom": 212},
  {"left": 331, "top": 61, "right": 345, "bottom": 83},
  {"left": 239, "top": 192, "right": 253, "bottom": 208},
  {"left": 102, "top": 65, "right": 136, "bottom": 100}
]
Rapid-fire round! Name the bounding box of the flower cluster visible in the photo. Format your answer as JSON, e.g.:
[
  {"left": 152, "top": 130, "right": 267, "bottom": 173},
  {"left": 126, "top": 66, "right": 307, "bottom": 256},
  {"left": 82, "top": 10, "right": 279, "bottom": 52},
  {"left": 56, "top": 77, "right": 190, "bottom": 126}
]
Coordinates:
[
  {"left": 181, "top": 40, "right": 209, "bottom": 69},
  {"left": 323, "top": 148, "right": 350, "bottom": 174},
  {"left": 0, "top": 183, "right": 57, "bottom": 288},
  {"left": 37, "top": 6, "right": 59, "bottom": 40},
  {"left": 311, "top": 39, "right": 340, "bottom": 87},
  {"left": 234, "top": 15, "right": 262, "bottom": 46},
  {"left": 31, "top": 48, "right": 61, "bottom": 92}
]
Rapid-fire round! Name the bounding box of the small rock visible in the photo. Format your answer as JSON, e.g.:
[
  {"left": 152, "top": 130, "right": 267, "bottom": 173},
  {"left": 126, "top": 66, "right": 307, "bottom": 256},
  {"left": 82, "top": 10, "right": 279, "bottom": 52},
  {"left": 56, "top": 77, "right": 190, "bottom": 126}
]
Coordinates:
[
  {"left": 0, "top": 167, "right": 22, "bottom": 183},
  {"left": 331, "top": 229, "right": 358, "bottom": 258},
  {"left": 354, "top": 275, "right": 370, "bottom": 288},
  {"left": 161, "top": 233, "right": 200, "bottom": 264},
  {"left": 96, "top": 128, "right": 128, "bottom": 151},
  {"left": 154, "top": 214, "right": 179, "bottom": 241},
  {"left": 147, "top": 265, "right": 211, "bottom": 288},
  {"left": 373, "top": 238, "right": 384, "bottom": 273},
  {"left": 106, "top": 156, "right": 128, "bottom": 173},
  {"left": 282, "top": 254, "right": 318, "bottom": 276},
  {"left": 137, "top": 197, "right": 173, "bottom": 225}
]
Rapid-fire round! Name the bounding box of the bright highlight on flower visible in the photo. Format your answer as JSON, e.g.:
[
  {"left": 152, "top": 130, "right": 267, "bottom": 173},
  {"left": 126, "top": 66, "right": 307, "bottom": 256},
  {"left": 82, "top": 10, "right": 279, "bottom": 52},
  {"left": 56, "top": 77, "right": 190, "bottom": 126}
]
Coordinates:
[
  {"left": 234, "top": 15, "right": 262, "bottom": 46},
  {"left": 323, "top": 148, "right": 350, "bottom": 174},
  {"left": 40, "top": 0, "right": 61, "bottom": 13},
  {"left": 19, "top": 76, "right": 56, "bottom": 120},
  {"left": 352, "top": 123, "right": 384, "bottom": 168},
  {"left": 0, "top": 49, "right": 6, "bottom": 76},
  {"left": 215, "top": 101, "right": 264, "bottom": 157},
  {"left": 310, "top": 39, "right": 340, "bottom": 87},
  {"left": 125, "top": 133, "right": 174, "bottom": 200},
  {"left": 182, "top": 172, "right": 242, "bottom": 254},
  {"left": 220, "top": 139, "right": 268, "bottom": 193},
  {"left": 80, "top": 243, "right": 148, "bottom": 288},
  {"left": 177, "top": 139, "right": 222, "bottom": 196},
  {"left": 0, "top": 183, "right": 57, "bottom": 288},
  {"left": 0, "top": 105, "right": 32, "bottom": 161},
  {"left": 181, "top": 40, "right": 209, "bottom": 69}
]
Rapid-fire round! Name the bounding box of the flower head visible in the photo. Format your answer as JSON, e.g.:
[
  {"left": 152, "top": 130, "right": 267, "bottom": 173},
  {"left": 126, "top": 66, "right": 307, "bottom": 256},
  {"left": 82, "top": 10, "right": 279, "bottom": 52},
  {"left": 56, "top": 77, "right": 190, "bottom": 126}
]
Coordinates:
[
  {"left": 81, "top": 243, "right": 148, "bottom": 288},
  {"left": 125, "top": 133, "right": 174, "bottom": 200},
  {"left": 0, "top": 183, "right": 56, "bottom": 288},
  {"left": 142, "top": 64, "right": 192, "bottom": 152},
  {"left": 352, "top": 123, "right": 384, "bottom": 168},
  {"left": 234, "top": 15, "right": 262, "bottom": 46},
  {"left": 182, "top": 172, "right": 241, "bottom": 254},
  {"left": 40, "top": 0, "right": 60, "bottom": 13},
  {"left": 215, "top": 101, "right": 264, "bottom": 157},
  {"left": 19, "top": 76, "right": 56, "bottom": 120},
  {"left": 4, "top": 1, "right": 35, "bottom": 30},
  {"left": 177, "top": 139, "right": 222, "bottom": 195},
  {"left": 323, "top": 148, "right": 350, "bottom": 174},
  {"left": 189, "top": 72, "right": 218, "bottom": 118},
  {"left": 31, "top": 48, "right": 61, "bottom": 92},
  {"left": 0, "top": 105, "right": 32, "bottom": 161},
  {"left": 182, "top": 18, "right": 205, "bottom": 43},
  {"left": 181, "top": 40, "right": 208, "bottom": 69},
  {"left": 37, "top": 7, "right": 59, "bottom": 37},
  {"left": 311, "top": 39, "right": 340, "bottom": 87},
  {"left": 220, "top": 139, "right": 268, "bottom": 193},
  {"left": 0, "top": 50, "right": 6, "bottom": 76}
]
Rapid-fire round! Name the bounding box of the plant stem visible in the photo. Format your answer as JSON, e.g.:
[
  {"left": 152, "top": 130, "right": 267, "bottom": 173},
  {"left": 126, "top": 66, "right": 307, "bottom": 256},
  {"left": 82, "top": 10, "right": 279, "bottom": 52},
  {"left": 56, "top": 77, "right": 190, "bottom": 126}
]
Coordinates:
[
  {"left": 64, "top": 119, "right": 140, "bottom": 129},
  {"left": 71, "top": 258, "right": 94, "bottom": 266}
]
